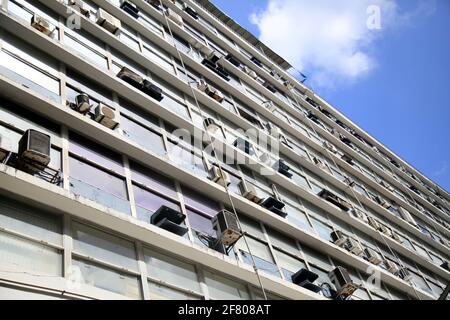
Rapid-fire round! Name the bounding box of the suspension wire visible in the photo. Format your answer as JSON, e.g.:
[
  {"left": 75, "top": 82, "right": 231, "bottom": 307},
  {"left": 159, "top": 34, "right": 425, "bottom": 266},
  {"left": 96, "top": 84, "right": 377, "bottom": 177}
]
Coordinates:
[
  {"left": 158, "top": 0, "right": 268, "bottom": 300},
  {"left": 273, "top": 62, "right": 423, "bottom": 299}
]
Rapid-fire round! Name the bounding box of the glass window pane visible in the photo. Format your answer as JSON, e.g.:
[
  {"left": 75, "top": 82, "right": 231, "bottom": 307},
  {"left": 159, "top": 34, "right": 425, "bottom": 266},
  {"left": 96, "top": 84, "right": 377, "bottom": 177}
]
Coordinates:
[
  {"left": 72, "top": 222, "right": 138, "bottom": 271},
  {"left": 144, "top": 248, "right": 200, "bottom": 293},
  {"left": 204, "top": 270, "right": 250, "bottom": 300},
  {"left": 148, "top": 282, "right": 200, "bottom": 300},
  {"left": 72, "top": 258, "right": 141, "bottom": 299}
]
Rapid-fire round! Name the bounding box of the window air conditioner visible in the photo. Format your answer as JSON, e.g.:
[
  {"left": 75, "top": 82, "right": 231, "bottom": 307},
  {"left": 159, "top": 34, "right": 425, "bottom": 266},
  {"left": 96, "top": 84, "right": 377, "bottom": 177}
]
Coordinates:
[
  {"left": 330, "top": 230, "right": 347, "bottom": 247},
  {"left": 151, "top": 205, "right": 188, "bottom": 236},
  {"left": 367, "top": 216, "right": 380, "bottom": 230},
  {"left": 341, "top": 154, "right": 355, "bottom": 166},
  {"left": 182, "top": 3, "right": 199, "bottom": 20},
  {"left": 348, "top": 208, "right": 367, "bottom": 222},
  {"left": 242, "top": 66, "right": 257, "bottom": 79},
  {"left": 258, "top": 152, "right": 271, "bottom": 165},
  {"left": 203, "top": 118, "right": 220, "bottom": 133},
  {"left": 207, "top": 51, "right": 221, "bottom": 64},
  {"left": 166, "top": 8, "right": 183, "bottom": 27},
  {"left": 262, "top": 101, "right": 277, "bottom": 112},
  {"left": 378, "top": 224, "right": 392, "bottom": 237},
  {"left": 74, "top": 93, "right": 91, "bottom": 114},
  {"left": 305, "top": 97, "right": 319, "bottom": 109},
  {"left": 344, "top": 177, "right": 356, "bottom": 187},
  {"left": 343, "top": 238, "right": 364, "bottom": 256},
  {"left": 260, "top": 196, "right": 287, "bottom": 218},
  {"left": 68, "top": 0, "right": 90, "bottom": 17},
  {"left": 212, "top": 210, "right": 242, "bottom": 247},
  {"left": 142, "top": 80, "right": 164, "bottom": 101},
  {"left": 238, "top": 181, "right": 262, "bottom": 203},
  {"left": 441, "top": 261, "right": 450, "bottom": 272},
  {"left": 197, "top": 80, "right": 224, "bottom": 103},
  {"left": 318, "top": 189, "right": 353, "bottom": 212},
  {"left": 273, "top": 159, "right": 292, "bottom": 179},
  {"left": 208, "top": 166, "right": 231, "bottom": 188},
  {"left": 31, "top": 14, "right": 54, "bottom": 37},
  {"left": 148, "top": 0, "right": 162, "bottom": 10},
  {"left": 225, "top": 54, "right": 241, "bottom": 68},
  {"left": 323, "top": 141, "right": 338, "bottom": 154},
  {"left": 291, "top": 269, "right": 322, "bottom": 293},
  {"left": 18, "top": 129, "right": 51, "bottom": 173},
  {"left": 96, "top": 8, "right": 121, "bottom": 34},
  {"left": 395, "top": 267, "right": 412, "bottom": 282},
  {"left": 117, "top": 67, "right": 144, "bottom": 89},
  {"left": 94, "top": 103, "right": 119, "bottom": 130},
  {"left": 270, "top": 70, "right": 282, "bottom": 81},
  {"left": 312, "top": 156, "right": 328, "bottom": 171},
  {"left": 120, "top": 0, "right": 140, "bottom": 19},
  {"left": 0, "top": 136, "right": 11, "bottom": 162},
  {"left": 384, "top": 260, "right": 399, "bottom": 274},
  {"left": 263, "top": 82, "right": 277, "bottom": 94},
  {"left": 329, "top": 267, "right": 358, "bottom": 299},
  {"left": 250, "top": 56, "right": 263, "bottom": 68},
  {"left": 364, "top": 248, "right": 382, "bottom": 265}
]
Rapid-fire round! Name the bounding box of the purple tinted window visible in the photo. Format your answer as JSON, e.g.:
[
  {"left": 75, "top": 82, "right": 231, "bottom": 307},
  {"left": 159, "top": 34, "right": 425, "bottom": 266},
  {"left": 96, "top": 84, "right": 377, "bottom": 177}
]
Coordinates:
[
  {"left": 129, "top": 161, "right": 177, "bottom": 198},
  {"left": 187, "top": 209, "right": 215, "bottom": 237},
  {"left": 69, "top": 157, "right": 127, "bottom": 199},
  {"left": 69, "top": 132, "right": 124, "bottom": 174},
  {"left": 181, "top": 186, "right": 220, "bottom": 217}
]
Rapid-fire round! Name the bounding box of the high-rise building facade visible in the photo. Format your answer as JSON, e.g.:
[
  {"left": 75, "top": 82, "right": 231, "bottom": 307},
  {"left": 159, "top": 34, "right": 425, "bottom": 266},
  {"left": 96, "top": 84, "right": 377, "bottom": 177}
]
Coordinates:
[{"left": 0, "top": 0, "right": 448, "bottom": 300}]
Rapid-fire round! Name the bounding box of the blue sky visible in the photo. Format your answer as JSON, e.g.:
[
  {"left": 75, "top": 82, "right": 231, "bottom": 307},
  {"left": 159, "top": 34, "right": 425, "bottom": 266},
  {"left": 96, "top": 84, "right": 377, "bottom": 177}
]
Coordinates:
[{"left": 212, "top": 0, "right": 450, "bottom": 192}]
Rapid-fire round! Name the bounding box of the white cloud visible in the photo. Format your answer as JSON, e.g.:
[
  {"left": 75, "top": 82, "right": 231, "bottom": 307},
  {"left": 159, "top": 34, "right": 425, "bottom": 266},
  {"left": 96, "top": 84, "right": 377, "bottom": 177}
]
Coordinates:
[
  {"left": 434, "top": 162, "right": 448, "bottom": 177},
  {"left": 250, "top": 0, "right": 435, "bottom": 89}
]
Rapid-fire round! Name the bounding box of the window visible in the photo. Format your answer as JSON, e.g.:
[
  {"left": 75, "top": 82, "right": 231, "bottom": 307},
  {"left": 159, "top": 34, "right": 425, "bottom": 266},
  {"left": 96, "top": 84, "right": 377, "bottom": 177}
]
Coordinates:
[
  {"left": 0, "top": 197, "right": 62, "bottom": 277},
  {"left": 236, "top": 237, "right": 281, "bottom": 278},
  {"left": 144, "top": 248, "right": 201, "bottom": 294},
  {"left": 204, "top": 270, "right": 249, "bottom": 300},
  {"left": 274, "top": 249, "right": 306, "bottom": 281},
  {"left": 285, "top": 204, "right": 313, "bottom": 232},
  {"left": 310, "top": 217, "right": 333, "bottom": 242},
  {"left": 64, "top": 28, "right": 108, "bottom": 69},
  {"left": 72, "top": 258, "right": 141, "bottom": 299},
  {"left": 121, "top": 115, "right": 166, "bottom": 156}
]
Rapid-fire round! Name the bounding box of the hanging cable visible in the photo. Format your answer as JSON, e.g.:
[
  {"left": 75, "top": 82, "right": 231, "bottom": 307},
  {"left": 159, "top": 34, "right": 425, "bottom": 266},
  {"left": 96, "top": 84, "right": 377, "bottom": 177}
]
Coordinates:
[
  {"left": 273, "top": 60, "right": 423, "bottom": 299},
  {"left": 158, "top": 0, "right": 268, "bottom": 300}
]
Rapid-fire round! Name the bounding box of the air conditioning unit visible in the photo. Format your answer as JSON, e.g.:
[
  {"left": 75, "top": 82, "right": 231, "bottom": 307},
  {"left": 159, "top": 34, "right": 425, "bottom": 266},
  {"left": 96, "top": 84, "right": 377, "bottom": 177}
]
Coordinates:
[
  {"left": 263, "top": 82, "right": 277, "bottom": 94},
  {"left": 330, "top": 230, "right": 347, "bottom": 247},
  {"left": 329, "top": 267, "right": 358, "bottom": 299},
  {"left": 395, "top": 267, "right": 412, "bottom": 282},
  {"left": 73, "top": 93, "right": 91, "bottom": 114},
  {"left": 207, "top": 51, "right": 221, "bottom": 64},
  {"left": 0, "top": 136, "right": 11, "bottom": 162},
  {"left": 364, "top": 248, "right": 382, "bottom": 265},
  {"left": 343, "top": 238, "right": 363, "bottom": 256},
  {"left": 68, "top": 0, "right": 90, "bottom": 17},
  {"left": 182, "top": 3, "right": 199, "bottom": 20},
  {"left": 31, "top": 14, "right": 54, "bottom": 37},
  {"left": 384, "top": 260, "right": 399, "bottom": 274},
  {"left": 18, "top": 129, "right": 51, "bottom": 173},
  {"left": 262, "top": 101, "right": 277, "bottom": 112},
  {"left": 120, "top": 0, "right": 140, "bottom": 19},
  {"left": 242, "top": 66, "right": 257, "bottom": 79},
  {"left": 250, "top": 56, "right": 263, "bottom": 68},
  {"left": 166, "top": 8, "right": 183, "bottom": 27},
  {"left": 441, "top": 261, "right": 450, "bottom": 272},
  {"left": 233, "top": 137, "right": 253, "bottom": 155},
  {"left": 341, "top": 154, "right": 355, "bottom": 165},
  {"left": 238, "top": 181, "right": 262, "bottom": 203},
  {"left": 273, "top": 159, "right": 292, "bottom": 179},
  {"left": 270, "top": 70, "right": 282, "bottom": 81},
  {"left": 323, "top": 141, "right": 338, "bottom": 154},
  {"left": 117, "top": 67, "right": 144, "bottom": 89},
  {"left": 212, "top": 210, "right": 242, "bottom": 247},
  {"left": 151, "top": 205, "right": 188, "bottom": 236},
  {"left": 94, "top": 103, "right": 119, "bottom": 130},
  {"left": 313, "top": 157, "right": 328, "bottom": 171},
  {"left": 96, "top": 8, "right": 121, "bottom": 34},
  {"left": 348, "top": 208, "right": 367, "bottom": 222},
  {"left": 318, "top": 189, "right": 353, "bottom": 212},
  {"left": 142, "top": 80, "right": 164, "bottom": 101},
  {"left": 225, "top": 54, "right": 241, "bottom": 68},
  {"left": 208, "top": 166, "right": 231, "bottom": 188},
  {"left": 344, "top": 177, "right": 356, "bottom": 187},
  {"left": 203, "top": 118, "right": 220, "bottom": 133},
  {"left": 367, "top": 216, "right": 380, "bottom": 230},
  {"left": 391, "top": 232, "right": 402, "bottom": 242},
  {"left": 378, "top": 224, "right": 392, "bottom": 237},
  {"left": 260, "top": 196, "right": 287, "bottom": 218},
  {"left": 197, "top": 80, "right": 224, "bottom": 103},
  {"left": 291, "top": 269, "right": 322, "bottom": 293},
  {"left": 373, "top": 146, "right": 380, "bottom": 153},
  {"left": 258, "top": 152, "right": 271, "bottom": 165}
]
